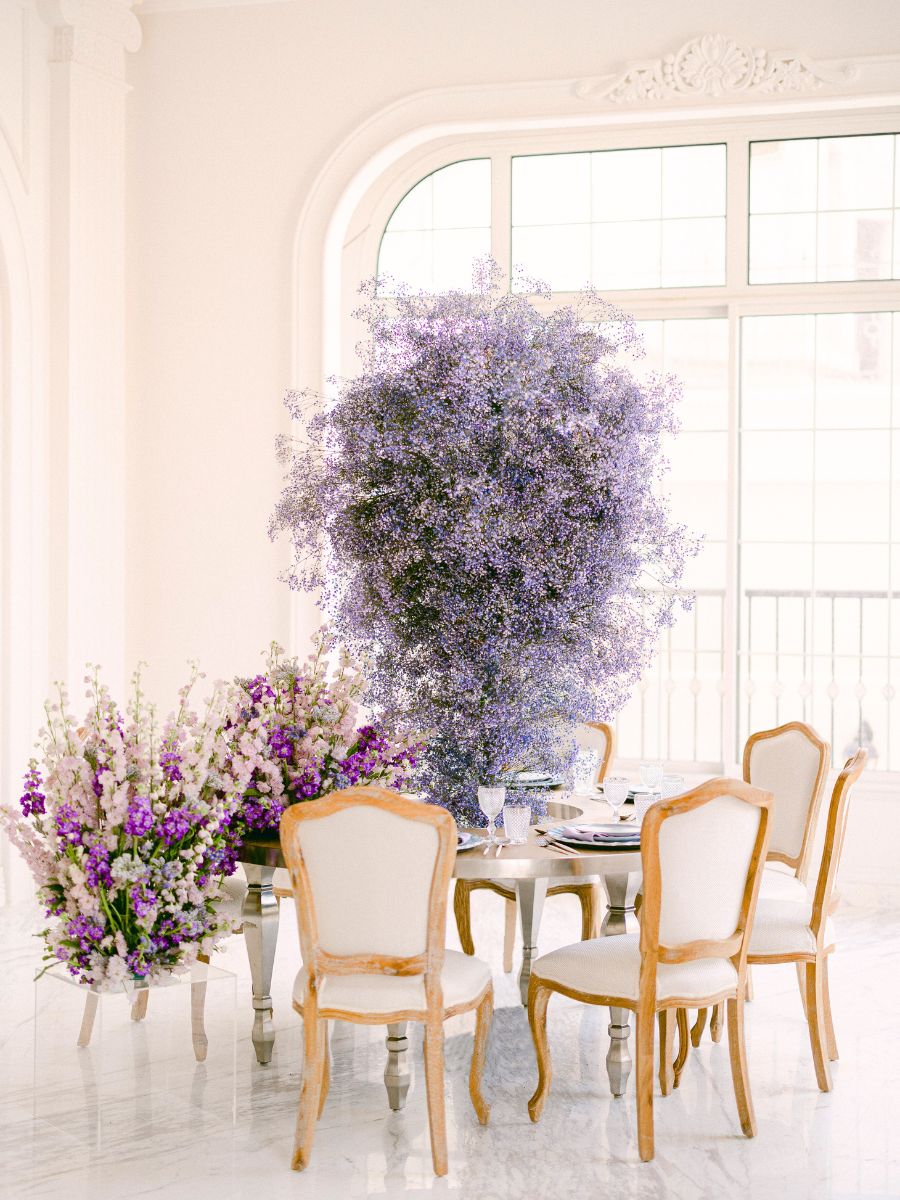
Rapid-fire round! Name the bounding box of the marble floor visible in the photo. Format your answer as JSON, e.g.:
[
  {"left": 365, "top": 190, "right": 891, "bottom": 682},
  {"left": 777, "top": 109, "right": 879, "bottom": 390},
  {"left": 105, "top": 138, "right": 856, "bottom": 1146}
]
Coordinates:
[{"left": 1, "top": 890, "right": 898, "bottom": 1200}]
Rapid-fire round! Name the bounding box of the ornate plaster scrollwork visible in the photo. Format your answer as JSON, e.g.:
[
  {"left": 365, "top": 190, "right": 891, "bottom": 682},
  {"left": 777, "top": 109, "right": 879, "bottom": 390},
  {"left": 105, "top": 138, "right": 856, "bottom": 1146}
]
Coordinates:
[
  {"left": 38, "top": 0, "right": 141, "bottom": 81},
  {"left": 576, "top": 34, "right": 859, "bottom": 103}
]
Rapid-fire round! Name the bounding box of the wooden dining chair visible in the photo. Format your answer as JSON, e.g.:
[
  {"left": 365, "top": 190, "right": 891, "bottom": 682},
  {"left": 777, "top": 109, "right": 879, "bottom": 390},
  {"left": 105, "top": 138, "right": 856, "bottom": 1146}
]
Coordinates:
[
  {"left": 280, "top": 786, "right": 493, "bottom": 1176},
  {"left": 744, "top": 749, "right": 867, "bottom": 1091},
  {"left": 527, "top": 778, "right": 771, "bottom": 1162},
  {"left": 694, "top": 721, "right": 829, "bottom": 1047},
  {"left": 453, "top": 722, "right": 615, "bottom": 972}
]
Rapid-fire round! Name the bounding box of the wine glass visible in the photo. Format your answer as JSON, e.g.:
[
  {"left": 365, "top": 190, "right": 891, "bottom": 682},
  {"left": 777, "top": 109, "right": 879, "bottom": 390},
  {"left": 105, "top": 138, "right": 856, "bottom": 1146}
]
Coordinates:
[
  {"left": 478, "top": 786, "right": 506, "bottom": 845},
  {"left": 639, "top": 760, "right": 664, "bottom": 794},
  {"left": 603, "top": 776, "right": 629, "bottom": 821}
]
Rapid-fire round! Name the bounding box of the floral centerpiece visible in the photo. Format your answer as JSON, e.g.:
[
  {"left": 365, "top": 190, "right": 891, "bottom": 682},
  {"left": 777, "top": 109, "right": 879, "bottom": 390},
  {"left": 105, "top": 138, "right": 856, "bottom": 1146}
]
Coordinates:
[
  {"left": 223, "top": 628, "right": 422, "bottom": 855},
  {"left": 270, "top": 261, "right": 696, "bottom": 824},
  {"left": 1, "top": 667, "right": 250, "bottom": 988}
]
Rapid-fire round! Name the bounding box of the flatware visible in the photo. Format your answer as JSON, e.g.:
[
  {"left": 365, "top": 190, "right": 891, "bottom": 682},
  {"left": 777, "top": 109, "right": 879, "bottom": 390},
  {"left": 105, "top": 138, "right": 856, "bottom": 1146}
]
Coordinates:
[
  {"left": 538, "top": 835, "right": 578, "bottom": 856},
  {"left": 482, "top": 842, "right": 493, "bottom": 856}
]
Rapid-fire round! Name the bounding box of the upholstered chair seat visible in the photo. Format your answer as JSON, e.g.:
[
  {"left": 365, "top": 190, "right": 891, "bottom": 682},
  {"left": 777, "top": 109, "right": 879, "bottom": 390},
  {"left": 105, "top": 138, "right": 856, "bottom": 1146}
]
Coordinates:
[
  {"left": 533, "top": 932, "right": 738, "bottom": 1004},
  {"left": 758, "top": 868, "right": 808, "bottom": 904},
  {"left": 293, "top": 949, "right": 491, "bottom": 1016},
  {"left": 749, "top": 898, "right": 836, "bottom": 959}
]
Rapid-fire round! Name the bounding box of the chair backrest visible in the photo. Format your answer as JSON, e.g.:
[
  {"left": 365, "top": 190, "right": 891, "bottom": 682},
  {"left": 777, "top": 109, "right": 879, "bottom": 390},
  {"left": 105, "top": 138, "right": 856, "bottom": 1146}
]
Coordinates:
[
  {"left": 280, "top": 787, "right": 456, "bottom": 995},
  {"left": 810, "top": 748, "right": 867, "bottom": 941},
  {"left": 575, "top": 721, "right": 615, "bottom": 782},
  {"left": 639, "top": 779, "right": 771, "bottom": 979},
  {"left": 743, "top": 721, "right": 829, "bottom": 879}
]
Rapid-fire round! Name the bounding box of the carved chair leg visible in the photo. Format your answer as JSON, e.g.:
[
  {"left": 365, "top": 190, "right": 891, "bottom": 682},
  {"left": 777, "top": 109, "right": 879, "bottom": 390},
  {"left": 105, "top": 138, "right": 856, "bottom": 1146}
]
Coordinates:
[
  {"left": 635, "top": 1008, "right": 655, "bottom": 1162},
  {"left": 318, "top": 1020, "right": 330, "bottom": 1117},
  {"left": 804, "top": 959, "right": 833, "bottom": 1092},
  {"left": 291, "top": 1007, "right": 324, "bottom": 1171},
  {"left": 710, "top": 1001, "right": 725, "bottom": 1043},
  {"left": 191, "top": 952, "right": 210, "bottom": 1062},
  {"left": 726, "top": 995, "right": 756, "bottom": 1137},
  {"left": 527, "top": 977, "right": 553, "bottom": 1122},
  {"left": 673, "top": 1007, "right": 690, "bottom": 1088},
  {"left": 821, "top": 956, "right": 838, "bottom": 1062},
  {"left": 796, "top": 962, "right": 808, "bottom": 1018},
  {"left": 78, "top": 992, "right": 100, "bottom": 1048},
  {"left": 131, "top": 989, "right": 150, "bottom": 1022},
  {"left": 578, "top": 887, "right": 594, "bottom": 942},
  {"left": 423, "top": 1018, "right": 448, "bottom": 1176},
  {"left": 469, "top": 987, "right": 492, "bottom": 1125},
  {"left": 657, "top": 1010, "right": 675, "bottom": 1096},
  {"left": 502, "top": 899, "right": 517, "bottom": 974},
  {"left": 690, "top": 1007, "right": 708, "bottom": 1047},
  {"left": 453, "top": 880, "right": 475, "bottom": 957}
]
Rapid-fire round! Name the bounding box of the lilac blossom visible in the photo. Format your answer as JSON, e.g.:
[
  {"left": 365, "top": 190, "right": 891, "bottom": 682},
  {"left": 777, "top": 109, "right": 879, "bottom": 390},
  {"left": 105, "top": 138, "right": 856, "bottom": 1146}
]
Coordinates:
[{"left": 270, "top": 262, "right": 696, "bottom": 823}]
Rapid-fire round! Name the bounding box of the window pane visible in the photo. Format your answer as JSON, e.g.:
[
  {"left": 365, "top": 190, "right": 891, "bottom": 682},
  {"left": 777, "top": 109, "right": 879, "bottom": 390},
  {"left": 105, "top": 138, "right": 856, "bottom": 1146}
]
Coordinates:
[
  {"left": 749, "top": 214, "right": 816, "bottom": 284},
  {"left": 818, "top": 134, "right": 894, "bottom": 211},
  {"left": 511, "top": 153, "right": 590, "bottom": 226},
  {"left": 378, "top": 159, "right": 490, "bottom": 294},
  {"left": 661, "top": 217, "right": 725, "bottom": 287},
  {"left": 432, "top": 159, "right": 491, "bottom": 228},
  {"left": 750, "top": 133, "right": 900, "bottom": 284},
  {"left": 592, "top": 221, "right": 660, "bottom": 290},
  {"left": 592, "top": 148, "right": 660, "bottom": 221},
  {"left": 663, "top": 319, "right": 728, "bottom": 431},
  {"left": 814, "top": 430, "right": 890, "bottom": 542},
  {"left": 662, "top": 145, "right": 726, "bottom": 218},
  {"left": 741, "top": 432, "right": 813, "bottom": 542},
  {"left": 749, "top": 139, "right": 817, "bottom": 214},
  {"left": 742, "top": 315, "right": 815, "bottom": 429},
  {"left": 512, "top": 143, "right": 725, "bottom": 292},
  {"left": 816, "top": 312, "right": 892, "bottom": 428},
  {"left": 512, "top": 224, "right": 591, "bottom": 292}
]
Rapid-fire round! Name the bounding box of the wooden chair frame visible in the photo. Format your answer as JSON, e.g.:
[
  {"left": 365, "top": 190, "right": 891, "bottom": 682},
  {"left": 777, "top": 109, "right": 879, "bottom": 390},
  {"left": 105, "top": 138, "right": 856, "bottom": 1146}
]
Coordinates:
[
  {"left": 696, "top": 721, "right": 829, "bottom": 1049},
  {"left": 454, "top": 723, "right": 614, "bottom": 971},
  {"left": 527, "top": 778, "right": 772, "bottom": 1162},
  {"left": 280, "top": 786, "right": 492, "bottom": 1176}
]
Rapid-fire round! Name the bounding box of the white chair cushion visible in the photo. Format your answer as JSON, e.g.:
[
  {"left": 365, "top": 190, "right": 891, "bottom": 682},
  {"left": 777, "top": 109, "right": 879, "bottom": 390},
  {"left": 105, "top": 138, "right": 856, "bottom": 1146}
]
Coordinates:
[
  {"left": 533, "top": 933, "right": 738, "bottom": 1003},
  {"left": 759, "top": 868, "right": 809, "bottom": 904},
  {"left": 216, "top": 874, "right": 247, "bottom": 927},
  {"left": 293, "top": 948, "right": 491, "bottom": 1016},
  {"left": 749, "top": 898, "right": 836, "bottom": 958}
]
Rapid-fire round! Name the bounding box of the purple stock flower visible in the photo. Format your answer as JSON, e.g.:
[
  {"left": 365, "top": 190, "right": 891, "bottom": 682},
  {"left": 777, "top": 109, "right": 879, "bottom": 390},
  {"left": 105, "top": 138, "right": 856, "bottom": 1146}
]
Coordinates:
[
  {"left": 130, "top": 881, "right": 158, "bottom": 920},
  {"left": 159, "top": 740, "right": 183, "bottom": 783},
  {"left": 270, "top": 261, "right": 696, "bottom": 823},
  {"left": 267, "top": 724, "right": 294, "bottom": 761},
  {"left": 124, "top": 794, "right": 154, "bottom": 838},
  {"left": 55, "top": 803, "right": 83, "bottom": 846},
  {"left": 291, "top": 765, "right": 322, "bottom": 800},
  {"left": 158, "top": 806, "right": 197, "bottom": 845},
  {"left": 84, "top": 841, "right": 113, "bottom": 888},
  {"left": 20, "top": 764, "right": 46, "bottom": 817}
]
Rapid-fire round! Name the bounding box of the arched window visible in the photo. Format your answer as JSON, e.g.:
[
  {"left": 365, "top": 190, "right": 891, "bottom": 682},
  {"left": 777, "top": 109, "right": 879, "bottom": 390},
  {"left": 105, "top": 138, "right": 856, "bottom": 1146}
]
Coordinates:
[
  {"left": 377, "top": 158, "right": 491, "bottom": 294},
  {"left": 366, "top": 121, "right": 900, "bottom": 776}
]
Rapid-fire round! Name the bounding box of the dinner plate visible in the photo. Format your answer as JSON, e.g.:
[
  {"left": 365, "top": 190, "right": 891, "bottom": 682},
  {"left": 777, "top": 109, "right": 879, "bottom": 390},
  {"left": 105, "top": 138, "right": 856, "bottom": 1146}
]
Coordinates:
[
  {"left": 508, "top": 774, "right": 562, "bottom": 789},
  {"left": 548, "top": 822, "right": 641, "bottom": 848},
  {"left": 457, "top": 832, "right": 487, "bottom": 852}
]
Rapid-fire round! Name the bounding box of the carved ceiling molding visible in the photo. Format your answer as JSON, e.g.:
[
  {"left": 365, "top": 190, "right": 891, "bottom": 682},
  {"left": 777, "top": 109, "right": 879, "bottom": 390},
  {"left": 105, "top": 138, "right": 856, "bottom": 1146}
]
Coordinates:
[
  {"left": 576, "top": 34, "right": 860, "bottom": 104},
  {"left": 38, "top": 0, "right": 142, "bottom": 82}
]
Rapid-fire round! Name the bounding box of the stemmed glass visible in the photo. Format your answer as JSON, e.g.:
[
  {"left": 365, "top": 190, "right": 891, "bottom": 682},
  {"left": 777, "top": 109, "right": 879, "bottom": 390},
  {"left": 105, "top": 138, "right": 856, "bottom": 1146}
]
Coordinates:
[
  {"left": 603, "top": 776, "right": 630, "bottom": 821},
  {"left": 639, "top": 760, "right": 664, "bottom": 795},
  {"left": 478, "top": 786, "right": 506, "bottom": 845}
]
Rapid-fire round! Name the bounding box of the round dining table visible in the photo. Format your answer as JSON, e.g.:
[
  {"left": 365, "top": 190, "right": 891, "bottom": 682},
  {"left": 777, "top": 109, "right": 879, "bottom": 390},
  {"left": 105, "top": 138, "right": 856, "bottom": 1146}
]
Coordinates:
[{"left": 238, "top": 791, "right": 643, "bottom": 1109}]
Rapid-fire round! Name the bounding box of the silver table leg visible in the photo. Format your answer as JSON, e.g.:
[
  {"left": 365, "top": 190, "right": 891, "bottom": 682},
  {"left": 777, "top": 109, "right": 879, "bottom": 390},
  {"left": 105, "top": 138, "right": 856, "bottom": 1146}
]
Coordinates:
[
  {"left": 516, "top": 877, "right": 549, "bottom": 1006},
  {"left": 384, "top": 1021, "right": 411, "bottom": 1110},
  {"left": 601, "top": 871, "right": 641, "bottom": 1098},
  {"left": 242, "top": 864, "right": 279, "bottom": 1065}
]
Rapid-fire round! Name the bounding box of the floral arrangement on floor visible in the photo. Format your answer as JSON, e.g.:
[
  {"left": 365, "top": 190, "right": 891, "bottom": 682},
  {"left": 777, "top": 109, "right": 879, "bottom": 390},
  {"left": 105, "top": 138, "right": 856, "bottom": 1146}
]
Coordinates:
[
  {"left": 1, "top": 667, "right": 251, "bottom": 988},
  {"left": 270, "top": 260, "right": 696, "bottom": 824},
  {"left": 223, "top": 627, "right": 422, "bottom": 858}
]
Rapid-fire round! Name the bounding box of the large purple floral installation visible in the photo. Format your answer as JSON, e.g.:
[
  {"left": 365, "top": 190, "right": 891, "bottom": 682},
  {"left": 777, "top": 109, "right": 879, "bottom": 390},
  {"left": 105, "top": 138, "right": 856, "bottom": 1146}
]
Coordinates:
[{"left": 271, "top": 263, "right": 695, "bottom": 823}]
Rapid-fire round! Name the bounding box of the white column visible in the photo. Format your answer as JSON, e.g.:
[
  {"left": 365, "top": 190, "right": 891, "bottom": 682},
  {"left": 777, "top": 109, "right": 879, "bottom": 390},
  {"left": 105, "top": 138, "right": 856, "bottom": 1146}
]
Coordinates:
[{"left": 39, "top": 0, "right": 141, "bottom": 694}]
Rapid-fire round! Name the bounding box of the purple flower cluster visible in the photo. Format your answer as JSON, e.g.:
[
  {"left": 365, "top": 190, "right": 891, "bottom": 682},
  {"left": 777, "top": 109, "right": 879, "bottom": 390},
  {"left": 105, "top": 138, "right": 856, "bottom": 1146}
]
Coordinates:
[
  {"left": 271, "top": 262, "right": 696, "bottom": 823},
  {"left": 55, "top": 803, "right": 83, "bottom": 846},
  {"left": 84, "top": 842, "right": 113, "bottom": 888},
  {"left": 159, "top": 807, "right": 198, "bottom": 845},
  {"left": 124, "top": 794, "right": 154, "bottom": 838},
  {"left": 20, "top": 765, "right": 46, "bottom": 817},
  {"left": 159, "top": 744, "right": 183, "bottom": 783}
]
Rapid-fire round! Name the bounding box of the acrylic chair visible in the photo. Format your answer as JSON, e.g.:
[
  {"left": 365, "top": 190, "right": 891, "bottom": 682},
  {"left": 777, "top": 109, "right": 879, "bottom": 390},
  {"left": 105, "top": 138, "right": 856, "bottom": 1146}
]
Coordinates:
[
  {"left": 693, "top": 721, "right": 829, "bottom": 1047},
  {"left": 76, "top": 872, "right": 247, "bottom": 1062},
  {"left": 527, "top": 777, "right": 771, "bottom": 1162},
  {"left": 280, "top": 786, "right": 493, "bottom": 1176},
  {"left": 453, "top": 722, "right": 615, "bottom": 973},
  {"left": 744, "top": 748, "right": 867, "bottom": 1091}
]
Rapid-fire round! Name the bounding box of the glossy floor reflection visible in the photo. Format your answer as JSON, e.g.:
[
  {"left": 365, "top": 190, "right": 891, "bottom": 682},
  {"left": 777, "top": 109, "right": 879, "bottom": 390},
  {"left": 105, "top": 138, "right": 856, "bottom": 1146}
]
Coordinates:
[{"left": 1, "top": 891, "right": 897, "bottom": 1200}]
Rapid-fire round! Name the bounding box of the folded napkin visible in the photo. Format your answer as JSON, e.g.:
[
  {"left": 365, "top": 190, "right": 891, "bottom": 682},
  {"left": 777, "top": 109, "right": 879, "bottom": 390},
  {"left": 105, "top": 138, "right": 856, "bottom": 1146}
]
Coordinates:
[{"left": 555, "top": 823, "right": 639, "bottom": 844}]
